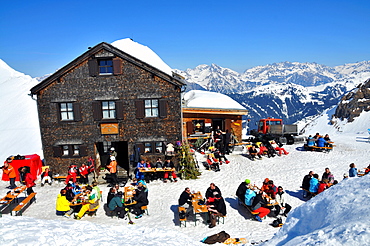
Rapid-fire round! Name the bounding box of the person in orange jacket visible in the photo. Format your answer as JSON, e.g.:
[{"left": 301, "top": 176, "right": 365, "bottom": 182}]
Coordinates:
[
  {"left": 107, "top": 156, "right": 118, "bottom": 187},
  {"left": 2, "top": 158, "right": 17, "bottom": 189}
]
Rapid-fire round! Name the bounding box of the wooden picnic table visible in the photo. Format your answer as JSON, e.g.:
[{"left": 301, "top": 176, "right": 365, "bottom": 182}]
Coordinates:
[
  {"left": 191, "top": 191, "right": 209, "bottom": 225},
  {"left": 0, "top": 186, "right": 27, "bottom": 216},
  {"left": 139, "top": 168, "right": 175, "bottom": 173},
  {"left": 123, "top": 186, "right": 137, "bottom": 205}
]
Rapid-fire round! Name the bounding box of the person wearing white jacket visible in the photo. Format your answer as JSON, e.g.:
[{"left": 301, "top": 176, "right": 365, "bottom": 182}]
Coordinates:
[{"left": 275, "top": 186, "right": 292, "bottom": 217}]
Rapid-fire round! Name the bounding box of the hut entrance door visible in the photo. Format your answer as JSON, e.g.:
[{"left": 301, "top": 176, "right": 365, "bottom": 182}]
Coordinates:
[{"left": 95, "top": 141, "right": 129, "bottom": 171}]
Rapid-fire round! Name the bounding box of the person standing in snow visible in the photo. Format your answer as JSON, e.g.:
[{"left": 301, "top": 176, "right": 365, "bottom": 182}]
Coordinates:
[
  {"left": 2, "top": 158, "right": 17, "bottom": 189},
  {"left": 24, "top": 168, "right": 36, "bottom": 195},
  {"left": 107, "top": 156, "right": 119, "bottom": 186},
  {"left": 349, "top": 163, "right": 358, "bottom": 177}
]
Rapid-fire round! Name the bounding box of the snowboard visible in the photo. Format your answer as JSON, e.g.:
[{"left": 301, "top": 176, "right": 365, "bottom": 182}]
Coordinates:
[{"left": 224, "top": 238, "right": 248, "bottom": 244}]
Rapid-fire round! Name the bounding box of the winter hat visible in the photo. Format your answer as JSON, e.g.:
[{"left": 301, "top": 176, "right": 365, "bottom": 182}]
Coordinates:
[{"left": 245, "top": 179, "right": 250, "bottom": 184}]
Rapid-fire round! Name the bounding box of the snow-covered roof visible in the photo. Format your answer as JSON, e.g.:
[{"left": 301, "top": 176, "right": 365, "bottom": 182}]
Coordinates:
[
  {"left": 183, "top": 90, "right": 247, "bottom": 110},
  {"left": 111, "top": 38, "right": 173, "bottom": 76}
]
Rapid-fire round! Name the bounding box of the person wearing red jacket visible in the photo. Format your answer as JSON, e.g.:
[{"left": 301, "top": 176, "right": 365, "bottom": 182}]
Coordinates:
[
  {"left": 65, "top": 164, "right": 78, "bottom": 184},
  {"left": 25, "top": 170, "right": 36, "bottom": 195},
  {"left": 2, "top": 158, "right": 17, "bottom": 189},
  {"left": 79, "top": 163, "right": 89, "bottom": 185}
]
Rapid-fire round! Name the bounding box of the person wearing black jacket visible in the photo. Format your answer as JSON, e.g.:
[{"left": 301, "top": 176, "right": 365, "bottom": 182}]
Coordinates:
[
  {"left": 236, "top": 179, "right": 250, "bottom": 202},
  {"left": 251, "top": 190, "right": 270, "bottom": 222},
  {"left": 205, "top": 183, "right": 222, "bottom": 199},
  {"left": 302, "top": 171, "right": 314, "bottom": 198},
  {"left": 178, "top": 187, "right": 193, "bottom": 216},
  {"left": 207, "top": 194, "right": 227, "bottom": 228},
  {"left": 132, "top": 185, "right": 149, "bottom": 219}
]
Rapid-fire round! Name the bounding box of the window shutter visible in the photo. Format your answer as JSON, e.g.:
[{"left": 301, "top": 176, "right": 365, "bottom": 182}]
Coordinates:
[
  {"left": 88, "top": 59, "right": 98, "bottom": 76},
  {"left": 115, "top": 101, "right": 124, "bottom": 120},
  {"left": 135, "top": 100, "right": 145, "bottom": 119},
  {"left": 113, "top": 58, "right": 122, "bottom": 75},
  {"left": 136, "top": 143, "right": 145, "bottom": 154},
  {"left": 73, "top": 103, "right": 82, "bottom": 121},
  {"left": 56, "top": 103, "right": 61, "bottom": 121},
  {"left": 159, "top": 99, "right": 168, "bottom": 118},
  {"left": 80, "top": 145, "right": 88, "bottom": 156},
  {"left": 53, "top": 146, "right": 62, "bottom": 157},
  {"left": 92, "top": 101, "right": 102, "bottom": 121}
]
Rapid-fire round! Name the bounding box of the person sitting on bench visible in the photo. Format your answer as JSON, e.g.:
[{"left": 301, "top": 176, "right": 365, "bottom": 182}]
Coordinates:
[
  {"left": 251, "top": 190, "right": 270, "bottom": 222},
  {"left": 75, "top": 186, "right": 99, "bottom": 220},
  {"left": 108, "top": 191, "right": 126, "bottom": 219},
  {"left": 41, "top": 168, "right": 53, "bottom": 186}
]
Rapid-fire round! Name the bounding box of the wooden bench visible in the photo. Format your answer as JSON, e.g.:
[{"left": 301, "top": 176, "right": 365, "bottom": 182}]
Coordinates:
[
  {"left": 301, "top": 188, "right": 316, "bottom": 198},
  {"left": 178, "top": 206, "right": 187, "bottom": 227},
  {"left": 11, "top": 192, "right": 37, "bottom": 216},
  {"left": 53, "top": 176, "right": 81, "bottom": 182},
  {"left": 238, "top": 198, "right": 259, "bottom": 216},
  {"left": 310, "top": 145, "right": 334, "bottom": 152}
]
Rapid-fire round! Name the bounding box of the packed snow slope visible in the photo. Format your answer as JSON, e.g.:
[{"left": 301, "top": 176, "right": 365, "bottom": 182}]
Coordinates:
[
  {"left": 0, "top": 59, "right": 42, "bottom": 162},
  {"left": 1, "top": 108, "right": 370, "bottom": 245}
]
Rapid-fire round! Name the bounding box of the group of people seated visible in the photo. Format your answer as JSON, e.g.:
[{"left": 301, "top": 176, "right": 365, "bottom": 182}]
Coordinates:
[
  {"left": 55, "top": 181, "right": 101, "bottom": 220},
  {"left": 236, "top": 178, "right": 291, "bottom": 222},
  {"left": 304, "top": 133, "right": 333, "bottom": 151},
  {"left": 301, "top": 168, "right": 338, "bottom": 198},
  {"left": 178, "top": 183, "right": 227, "bottom": 228},
  {"left": 247, "top": 140, "right": 289, "bottom": 161},
  {"left": 65, "top": 161, "right": 94, "bottom": 185},
  {"left": 135, "top": 158, "right": 178, "bottom": 183},
  {"left": 107, "top": 178, "right": 149, "bottom": 219},
  {"left": 205, "top": 146, "right": 230, "bottom": 172}
]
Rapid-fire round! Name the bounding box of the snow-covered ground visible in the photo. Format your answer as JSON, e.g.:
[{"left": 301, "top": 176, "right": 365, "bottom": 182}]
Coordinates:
[{"left": 1, "top": 130, "right": 369, "bottom": 245}]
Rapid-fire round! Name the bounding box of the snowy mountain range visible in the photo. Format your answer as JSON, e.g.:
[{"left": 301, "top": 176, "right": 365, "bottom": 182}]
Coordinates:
[{"left": 174, "top": 61, "right": 370, "bottom": 125}]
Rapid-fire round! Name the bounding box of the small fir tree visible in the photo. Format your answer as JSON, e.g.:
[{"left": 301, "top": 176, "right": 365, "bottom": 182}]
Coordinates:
[{"left": 178, "top": 142, "right": 201, "bottom": 180}]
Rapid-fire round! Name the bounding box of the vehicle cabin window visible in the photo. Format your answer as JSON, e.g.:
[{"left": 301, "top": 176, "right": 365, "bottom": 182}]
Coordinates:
[
  {"left": 144, "top": 99, "right": 158, "bottom": 117},
  {"left": 102, "top": 101, "right": 116, "bottom": 119},
  {"left": 272, "top": 121, "right": 282, "bottom": 125},
  {"left": 60, "top": 102, "right": 74, "bottom": 121},
  {"left": 99, "top": 59, "right": 113, "bottom": 75}
]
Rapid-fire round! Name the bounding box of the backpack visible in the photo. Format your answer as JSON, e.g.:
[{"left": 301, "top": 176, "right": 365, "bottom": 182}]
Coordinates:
[
  {"left": 202, "top": 231, "right": 230, "bottom": 244},
  {"left": 272, "top": 217, "right": 283, "bottom": 227}
]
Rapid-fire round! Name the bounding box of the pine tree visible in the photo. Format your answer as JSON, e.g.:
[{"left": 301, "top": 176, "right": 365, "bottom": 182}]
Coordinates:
[{"left": 178, "top": 142, "right": 201, "bottom": 180}]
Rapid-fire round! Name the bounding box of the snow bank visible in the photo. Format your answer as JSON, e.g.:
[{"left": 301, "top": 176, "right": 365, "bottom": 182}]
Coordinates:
[{"left": 264, "top": 175, "right": 370, "bottom": 246}]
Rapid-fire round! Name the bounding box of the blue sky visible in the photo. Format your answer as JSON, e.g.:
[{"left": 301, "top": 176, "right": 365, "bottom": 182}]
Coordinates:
[{"left": 1, "top": 0, "right": 369, "bottom": 77}]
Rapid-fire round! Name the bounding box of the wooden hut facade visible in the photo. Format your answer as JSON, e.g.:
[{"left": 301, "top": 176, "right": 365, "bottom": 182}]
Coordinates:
[{"left": 30, "top": 42, "right": 185, "bottom": 175}]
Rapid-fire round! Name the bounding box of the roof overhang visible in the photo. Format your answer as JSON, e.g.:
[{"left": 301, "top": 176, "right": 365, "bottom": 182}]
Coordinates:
[{"left": 182, "top": 107, "right": 249, "bottom": 116}]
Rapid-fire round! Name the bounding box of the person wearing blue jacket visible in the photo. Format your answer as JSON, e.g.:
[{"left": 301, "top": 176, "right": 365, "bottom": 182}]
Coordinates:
[
  {"left": 316, "top": 136, "right": 327, "bottom": 147},
  {"left": 309, "top": 174, "right": 319, "bottom": 194},
  {"left": 349, "top": 163, "right": 358, "bottom": 177},
  {"left": 244, "top": 186, "right": 257, "bottom": 206}
]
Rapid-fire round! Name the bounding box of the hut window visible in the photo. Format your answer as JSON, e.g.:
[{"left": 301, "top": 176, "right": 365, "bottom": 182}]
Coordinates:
[
  {"left": 54, "top": 144, "right": 87, "bottom": 157},
  {"left": 99, "top": 59, "right": 113, "bottom": 75},
  {"left": 102, "top": 101, "right": 116, "bottom": 119},
  {"left": 60, "top": 103, "right": 74, "bottom": 120},
  {"left": 144, "top": 99, "right": 158, "bottom": 117},
  {"left": 141, "top": 141, "right": 164, "bottom": 154}
]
